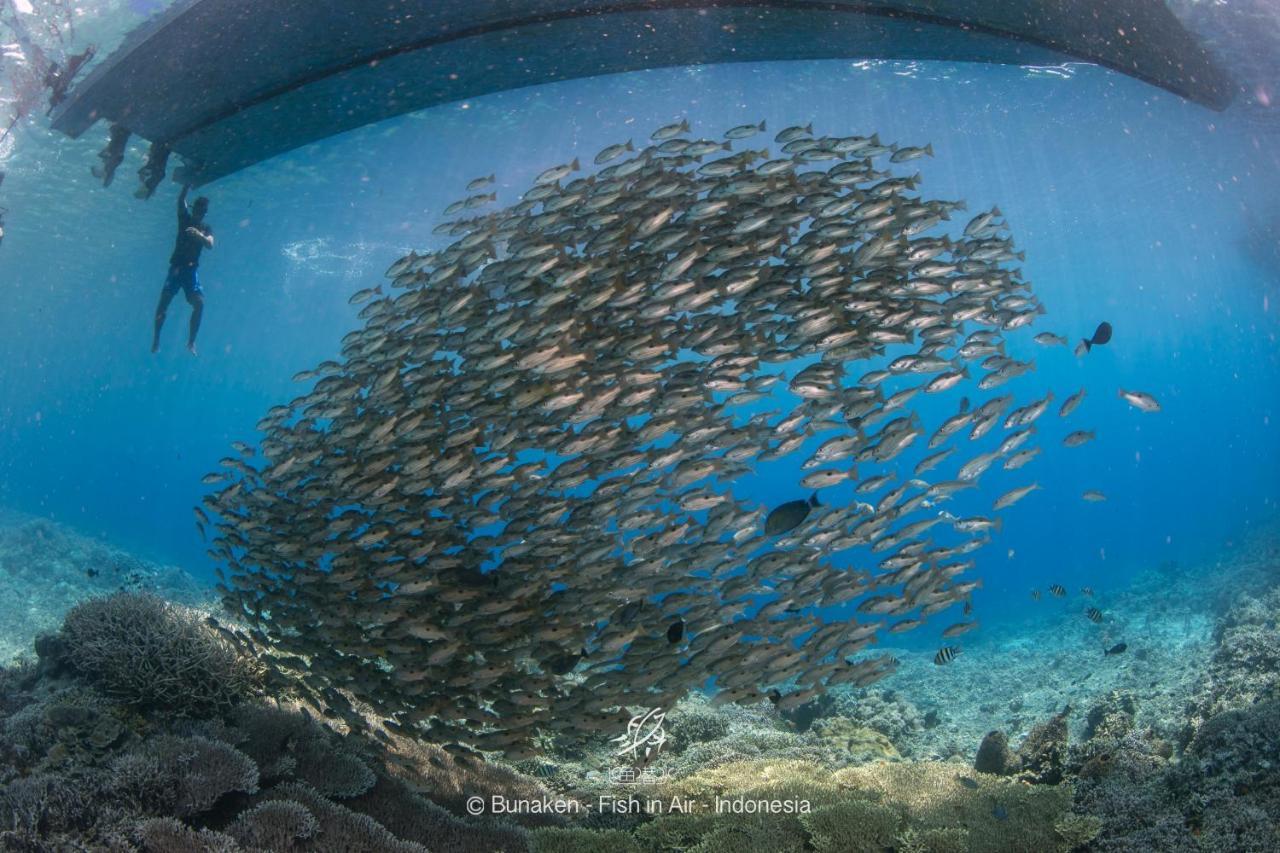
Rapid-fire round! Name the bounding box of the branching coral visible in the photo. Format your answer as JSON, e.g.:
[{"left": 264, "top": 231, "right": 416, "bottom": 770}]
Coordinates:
[
  {"left": 801, "top": 800, "right": 902, "bottom": 852},
  {"left": 227, "top": 799, "right": 319, "bottom": 850},
  {"left": 261, "top": 782, "right": 429, "bottom": 852},
  {"left": 136, "top": 816, "right": 239, "bottom": 852},
  {"left": 126, "top": 732, "right": 261, "bottom": 819},
  {"left": 58, "top": 593, "right": 261, "bottom": 716}
]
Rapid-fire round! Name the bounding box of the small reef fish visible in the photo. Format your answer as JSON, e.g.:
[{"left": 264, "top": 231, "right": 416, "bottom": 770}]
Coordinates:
[
  {"left": 1104, "top": 642, "right": 1127, "bottom": 657},
  {"left": 1059, "top": 388, "right": 1086, "bottom": 418},
  {"left": 724, "top": 120, "right": 767, "bottom": 139},
  {"left": 1085, "top": 606, "right": 1103, "bottom": 623},
  {"left": 1082, "top": 490, "right": 1107, "bottom": 502},
  {"left": 194, "top": 116, "right": 1130, "bottom": 757},
  {"left": 348, "top": 285, "right": 381, "bottom": 305},
  {"left": 1030, "top": 589, "right": 1042, "bottom": 601},
  {"left": 1063, "top": 430, "right": 1096, "bottom": 448},
  {"left": 1118, "top": 389, "right": 1161, "bottom": 412},
  {"left": 651, "top": 119, "right": 691, "bottom": 140},
  {"left": 1049, "top": 584, "right": 1067, "bottom": 598},
  {"left": 993, "top": 483, "right": 1040, "bottom": 510}
]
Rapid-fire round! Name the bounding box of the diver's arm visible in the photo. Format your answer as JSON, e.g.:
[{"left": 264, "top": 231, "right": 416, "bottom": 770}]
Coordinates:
[{"left": 183, "top": 226, "right": 213, "bottom": 249}]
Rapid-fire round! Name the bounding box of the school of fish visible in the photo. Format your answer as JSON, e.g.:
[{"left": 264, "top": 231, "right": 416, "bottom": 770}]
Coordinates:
[{"left": 198, "top": 118, "right": 1158, "bottom": 759}]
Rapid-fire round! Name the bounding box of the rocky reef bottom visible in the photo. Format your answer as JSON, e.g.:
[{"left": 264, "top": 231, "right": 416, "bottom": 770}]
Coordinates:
[{"left": 0, "top": 517, "right": 1276, "bottom": 851}]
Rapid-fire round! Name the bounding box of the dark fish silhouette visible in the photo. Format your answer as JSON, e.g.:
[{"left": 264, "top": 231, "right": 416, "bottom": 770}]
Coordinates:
[
  {"left": 1104, "top": 642, "right": 1127, "bottom": 657},
  {"left": 616, "top": 600, "right": 643, "bottom": 625},
  {"left": 1076, "top": 321, "right": 1112, "bottom": 356},
  {"left": 546, "top": 648, "right": 585, "bottom": 675},
  {"left": 765, "top": 493, "right": 821, "bottom": 536},
  {"left": 666, "top": 620, "right": 685, "bottom": 644}
]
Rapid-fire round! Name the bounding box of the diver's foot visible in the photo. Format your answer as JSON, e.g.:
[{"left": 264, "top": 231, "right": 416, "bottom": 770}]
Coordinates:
[{"left": 187, "top": 342, "right": 198, "bottom": 357}]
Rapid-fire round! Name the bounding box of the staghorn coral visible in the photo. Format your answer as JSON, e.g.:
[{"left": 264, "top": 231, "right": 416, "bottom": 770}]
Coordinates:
[
  {"left": 531, "top": 827, "right": 644, "bottom": 853},
  {"left": 0, "top": 770, "right": 101, "bottom": 838},
  {"left": 227, "top": 799, "right": 319, "bottom": 850},
  {"left": 895, "top": 826, "right": 970, "bottom": 853},
  {"left": 57, "top": 592, "right": 261, "bottom": 716},
  {"left": 291, "top": 736, "right": 375, "bottom": 799},
  {"left": 263, "top": 781, "right": 429, "bottom": 852},
  {"left": 124, "top": 734, "right": 259, "bottom": 818},
  {"left": 685, "top": 817, "right": 807, "bottom": 853},
  {"left": 664, "top": 697, "right": 731, "bottom": 753},
  {"left": 800, "top": 800, "right": 902, "bottom": 852},
  {"left": 526, "top": 757, "right": 1095, "bottom": 853},
  {"left": 631, "top": 812, "right": 721, "bottom": 851},
  {"left": 347, "top": 773, "right": 532, "bottom": 853},
  {"left": 832, "top": 761, "right": 1083, "bottom": 853},
  {"left": 136, "top": 816, "right": 239, "bottom": 852}
]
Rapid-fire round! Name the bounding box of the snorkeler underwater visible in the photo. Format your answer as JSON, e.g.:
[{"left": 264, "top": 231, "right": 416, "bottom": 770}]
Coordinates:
[{"left": 0, "top": 1, "right": 1278, "bottom": 851}]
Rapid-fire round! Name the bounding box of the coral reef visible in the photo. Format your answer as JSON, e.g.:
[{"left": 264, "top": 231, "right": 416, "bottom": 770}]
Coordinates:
[
  {"left": 810, "top": 716, "right": 901, "bottom": 763},
  {"left": 2, "top": 511, "right": 1279, "bottom": 849},
  {"left": 1182, "top": 583, "right": 1280, "bottom": 746},
  {"left": 53, "top": 592, "right": 264, "bottom": 716},
  {"left": 0, "top": 516, "right": 208, "bottom": 664},
  {"left": 1014, "top": 710, "right": 1068, "bottom": 785},
  {"left": 1070, "top": 547, "right": 1280, "bottom": 851},
  {"left": 973, "top": 731, "right": 1013, "bottom": 776},
  {"left": 0, "top": 592, "right": 545, "bottom": 851}
]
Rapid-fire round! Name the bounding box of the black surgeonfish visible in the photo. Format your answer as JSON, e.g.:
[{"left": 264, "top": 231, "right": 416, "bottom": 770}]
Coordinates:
[
  {"left": 1076, "top": 321, "right": 1112, "bottom": 356},
  {"left": 765, "top": 493, "right": 821, "bottom": 536}
]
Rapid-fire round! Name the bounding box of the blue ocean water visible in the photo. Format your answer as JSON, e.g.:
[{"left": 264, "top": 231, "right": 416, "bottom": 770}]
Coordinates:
[{"left": 0, "top": 57, "right": 1277, "bottom": 645}]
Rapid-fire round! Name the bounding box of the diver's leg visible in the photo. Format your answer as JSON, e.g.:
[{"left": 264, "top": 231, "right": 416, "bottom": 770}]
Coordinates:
[
  {"left": 152, "top": 282, "right": 177, "bottom": 352},
  {"left": 186, "top": 291, "right": 204, "bottom": 355}
]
